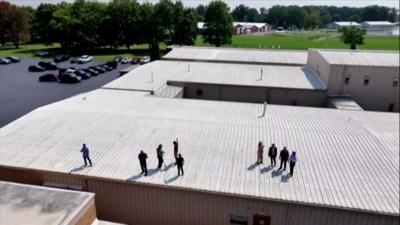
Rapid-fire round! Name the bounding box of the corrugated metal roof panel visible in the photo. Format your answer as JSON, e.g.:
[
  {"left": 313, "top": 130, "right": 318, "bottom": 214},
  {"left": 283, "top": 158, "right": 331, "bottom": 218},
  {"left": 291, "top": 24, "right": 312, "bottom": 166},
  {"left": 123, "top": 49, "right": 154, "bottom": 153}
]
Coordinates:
[
  {"left": 163, "top": 46, "right": 308, "bottom": 65},
  {"left": 316, "top": 50, "right": 400, "bottom": 67},
  {"left": 0, "top": 89, "right": 398, "bottom": 215}
]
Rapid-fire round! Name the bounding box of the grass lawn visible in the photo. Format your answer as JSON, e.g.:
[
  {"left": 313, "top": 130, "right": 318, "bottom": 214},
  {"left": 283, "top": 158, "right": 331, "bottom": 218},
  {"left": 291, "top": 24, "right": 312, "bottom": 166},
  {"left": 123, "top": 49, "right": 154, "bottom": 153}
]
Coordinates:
[
  {"left": 0, "top": 43, "right": 165, "bottom": 61},
  {"left": 1, "top": 32, "right": 398, "bottom": 61},
  {"left": 195, "top": 31, "right": 400, "bottom": 51}
]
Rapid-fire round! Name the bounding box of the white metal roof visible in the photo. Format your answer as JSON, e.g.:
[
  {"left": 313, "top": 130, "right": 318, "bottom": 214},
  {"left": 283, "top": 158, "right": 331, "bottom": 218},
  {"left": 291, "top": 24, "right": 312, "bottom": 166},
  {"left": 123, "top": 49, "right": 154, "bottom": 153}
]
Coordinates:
[
  {"left": 0, "top": 181, "right": 94, "bottom": 225},
  {"left": 163, "top": 46, "right": 308, "bottom": 65},
  {"left": 329, "top": 21, "right": 361, "bottom": 26},
  {"left": 362, "top": 21, "right": 396, "bottom": 26},
  {"left": 0, "top": 88, "right": 398, "bottom": 215},
  {"left": 316, "top": 49, "right": 400, "bottom": 67},
  {"left": 233, "top": 22, "right": 268, "bottom": 28},
  {"left": 103, "top": 60, "right": 326, "bottom": 91}
]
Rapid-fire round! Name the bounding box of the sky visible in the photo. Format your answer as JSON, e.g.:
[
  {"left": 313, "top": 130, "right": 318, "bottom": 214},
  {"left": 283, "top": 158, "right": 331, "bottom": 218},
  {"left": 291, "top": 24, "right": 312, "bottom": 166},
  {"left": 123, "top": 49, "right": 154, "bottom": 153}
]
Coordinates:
[{"left": 7, "top": 0, "right": 400, "bottom": 9}]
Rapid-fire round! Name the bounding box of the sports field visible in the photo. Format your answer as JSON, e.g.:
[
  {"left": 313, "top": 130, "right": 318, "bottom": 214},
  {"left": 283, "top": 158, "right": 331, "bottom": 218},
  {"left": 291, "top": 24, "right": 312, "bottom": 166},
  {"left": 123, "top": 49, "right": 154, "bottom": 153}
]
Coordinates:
[{"left": 0, "top": 32, "right": 398, "bottom": 61}]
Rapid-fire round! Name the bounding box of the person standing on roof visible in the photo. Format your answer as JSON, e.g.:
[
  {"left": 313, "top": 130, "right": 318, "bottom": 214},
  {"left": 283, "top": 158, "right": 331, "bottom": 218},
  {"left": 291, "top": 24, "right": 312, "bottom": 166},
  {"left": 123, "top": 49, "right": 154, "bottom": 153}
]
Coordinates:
[
  {"left": 257, "top": 142, "right": 264, "bottom": 164},
  {"left": 176, "top": 154, "right": 184, "bottom": 176},
  {"left": 268, "top": 143, "right": 278, "bottom": 166},
  {"left": 80, "top": 143, "right": 92, "bottom": 167},
  {"left": 289, "top": 152, "right": 297, "bottom": 177},
  {"left": 278, "top": 147, "right": 289, "bottom": 170},
  {"left": 157, "top": 144, "right": 164, "bottom": 169},
  {"left": 138, "top": 150, "right": 148, "bottom": 176},
  {"left": 173, "top": 138, "right": 178, "bottom": 165}
]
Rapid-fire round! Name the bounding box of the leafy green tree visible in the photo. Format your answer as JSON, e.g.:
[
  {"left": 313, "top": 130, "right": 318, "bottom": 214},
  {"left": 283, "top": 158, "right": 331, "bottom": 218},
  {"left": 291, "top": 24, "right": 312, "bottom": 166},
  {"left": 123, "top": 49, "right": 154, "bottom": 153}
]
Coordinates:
[
  {"left": 0, "top": 1, "right": 11, "bottom": 46},
  {"left": 139, "top": 3, "right": 164, "bottom": 60},
  {"left": 203, "top": 1, "right": 233, "bottom": 47},
  {"left": 173, "top": 6, "right": 197, "bottom": 45},
  {"left": 195, "top": 4, "right": 206, "bottom": 21},
  {"left": 31, "top": 3, "right": 59, "bottom": 45},
  {"left": 108, "top": 0, "right": 140, "bottom": 49},
  {"left": 339, "top": 27, "right": 366, "bottom": 50}
]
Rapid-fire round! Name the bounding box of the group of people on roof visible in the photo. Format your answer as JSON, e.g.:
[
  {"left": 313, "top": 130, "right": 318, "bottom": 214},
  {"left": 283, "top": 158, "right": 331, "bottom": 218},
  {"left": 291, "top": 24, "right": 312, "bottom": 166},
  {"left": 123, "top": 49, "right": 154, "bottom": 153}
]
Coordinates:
[{"left": 257, "top": 142, "right": 297, "bottom": 177}]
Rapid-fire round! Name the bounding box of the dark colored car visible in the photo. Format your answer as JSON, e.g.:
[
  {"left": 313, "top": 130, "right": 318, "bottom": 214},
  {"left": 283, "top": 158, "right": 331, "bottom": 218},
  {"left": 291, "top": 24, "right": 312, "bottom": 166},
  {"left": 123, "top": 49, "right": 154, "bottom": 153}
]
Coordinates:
[
  {"left": 106, "top": 60, "right": 118, "bottom": 69},
  {"left": 69, "top": 66, "right": 80, "bottom": 71},
  {"left": 131, "top": 58, "right": 140, "bottom": 64},
  {"left": 74, "top": 70, "right": 91, "bottom": 80},
  {"left": 38, "top": 74, "right": 59, "bottom": 82},
  {"left": 59, "top": 73, "right": 81, "bottom": 83},
  {"left": 89, "top": 66, "right": 105, "bottom": 74},
  {"left": 0, "top": 58, "right": 11, "bottom": 64},
  {"left": 99, "top": 64, "right": 113, "bottom": 71},
  {"left": 6, "top": 56, "right": 21, "bottom": 63},
  {"left": 28, "top": 65, "right": 45, "bottom": 72},
  {"left": 83, "top": 68, "right": 99, "bottom": 76},
  {"left": 39, "top": 61, "right": 58, "bottom": 70},
  {"left": 70, "top": 58, "right": 77, "bottom": 63},
  {"left": 114, "top": 56, "right": 122, "bottom": 62},
  {"left": 54, "top": 54, "right": 69, "bottom": 63}
]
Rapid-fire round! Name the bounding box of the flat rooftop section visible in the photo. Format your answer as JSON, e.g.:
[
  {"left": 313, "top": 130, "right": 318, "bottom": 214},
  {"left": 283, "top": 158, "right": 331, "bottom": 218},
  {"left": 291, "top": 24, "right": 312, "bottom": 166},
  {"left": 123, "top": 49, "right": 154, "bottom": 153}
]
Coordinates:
[
  {"left": 0, "top": 89, "right": 398, "bottom": 216},
  {"left": 316, "top": 49, "right": 400, "bottom": 67},
  {"left": 163, "top": 46, "right": 308, "bottom": 65},
  {"left": 0, "top": 181, "right": 94, "bottom": 225},
  {"left": 104, "top": 60, "right": 326, "bottom": 91},
  {"left": 328, "top": 97, "right": 364, "bottom": 111}
]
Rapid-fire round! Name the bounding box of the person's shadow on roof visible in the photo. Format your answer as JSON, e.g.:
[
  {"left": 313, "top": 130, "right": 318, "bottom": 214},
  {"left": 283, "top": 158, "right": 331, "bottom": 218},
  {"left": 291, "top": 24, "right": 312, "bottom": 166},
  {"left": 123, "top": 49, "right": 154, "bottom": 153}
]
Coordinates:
[
  {"left": 280, "top": 174, "right": 289, "bottom": 183},
  {"left": 164, "top": 175, "right": 179, "bottom": 184},
  {"left": 247, "top": 162, "right": 258, "bottom": 171},
  {"left": 260, "top": 165, "right": 274, "bottom": 174},
  {"left": 161, "top": 163, "right": 174, "bottom": 172},
  {"left": 126, "top": 173, "right": 143, "bottom": 182},
  {"left": 271, "top": 169, "right": 283, "bottom": 177},
  {"left": 69, "top": 165, "right": 86, "bottom": 173}
]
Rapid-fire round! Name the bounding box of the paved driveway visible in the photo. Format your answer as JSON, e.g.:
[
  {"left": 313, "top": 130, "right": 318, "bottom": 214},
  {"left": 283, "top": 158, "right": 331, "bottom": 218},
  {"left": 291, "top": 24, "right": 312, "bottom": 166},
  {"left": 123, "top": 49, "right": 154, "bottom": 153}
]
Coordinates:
[{"left": 0, "top": 58, "right": 134, "bottom": 127}]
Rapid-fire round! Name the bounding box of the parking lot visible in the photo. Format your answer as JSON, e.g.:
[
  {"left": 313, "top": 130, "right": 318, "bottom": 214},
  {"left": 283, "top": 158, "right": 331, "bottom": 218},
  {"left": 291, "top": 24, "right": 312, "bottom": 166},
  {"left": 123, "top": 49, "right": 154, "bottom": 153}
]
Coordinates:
[{"left": 0, "top": 58, "right": 134, "bottom": 127}]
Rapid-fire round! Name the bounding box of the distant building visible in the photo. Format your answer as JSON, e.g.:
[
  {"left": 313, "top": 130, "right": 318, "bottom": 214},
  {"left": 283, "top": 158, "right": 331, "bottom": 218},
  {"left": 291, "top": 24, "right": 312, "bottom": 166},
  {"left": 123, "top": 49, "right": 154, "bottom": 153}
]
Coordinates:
[
  {"left": 233, "top": 22, "right": 271, "bottom": 35},
  {"left": 326, "top": 21, "right": 361, "bottom": 30},
  {"left": 361, "top": 21, "right": 397, "bottom": 35}
]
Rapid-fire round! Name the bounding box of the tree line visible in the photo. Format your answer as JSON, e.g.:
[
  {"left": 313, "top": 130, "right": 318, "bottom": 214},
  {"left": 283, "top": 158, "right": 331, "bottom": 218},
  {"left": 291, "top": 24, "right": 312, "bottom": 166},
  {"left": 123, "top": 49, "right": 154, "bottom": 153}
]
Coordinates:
[{"left": 196, "top": 4, "right": 398, "bottom": 29}]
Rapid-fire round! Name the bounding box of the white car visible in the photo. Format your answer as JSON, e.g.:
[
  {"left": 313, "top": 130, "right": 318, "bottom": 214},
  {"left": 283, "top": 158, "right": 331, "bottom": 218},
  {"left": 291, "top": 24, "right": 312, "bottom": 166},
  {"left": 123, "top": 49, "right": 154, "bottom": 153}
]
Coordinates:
[
  {"left": 139, "top": 56, "right": 150, "bottom": 65},
  {"left": 77, "top": 55, "right": 93, "bottom": 64},
  {"left": 121, "top": 57, "right": 132, "bottom": 64}
]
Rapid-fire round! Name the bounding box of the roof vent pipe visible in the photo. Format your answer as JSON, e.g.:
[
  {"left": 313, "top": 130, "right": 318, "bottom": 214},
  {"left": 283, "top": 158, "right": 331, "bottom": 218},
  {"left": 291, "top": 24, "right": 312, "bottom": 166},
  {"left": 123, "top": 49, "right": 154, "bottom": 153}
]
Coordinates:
[{"left": 262, "top": 102, "right": 267, "bottom": 117}]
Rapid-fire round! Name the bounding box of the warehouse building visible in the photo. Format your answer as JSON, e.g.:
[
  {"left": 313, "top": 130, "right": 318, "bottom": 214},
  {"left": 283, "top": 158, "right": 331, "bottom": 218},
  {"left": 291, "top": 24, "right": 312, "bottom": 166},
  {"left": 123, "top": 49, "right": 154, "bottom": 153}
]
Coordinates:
[
  {"left": 0, "top": 47, "right": 399, "bottom": 225},
  {"left": 308, "top": 49, "right": 399, "bottom": 112},
  {"left": 0, "top": 181, "right": 122, "bottom": 225},
  {"left": 361, "top": 21, "right": 397, "bottom": 35},
  {"left": 326, "top": 21, "right": 361, "bottom": 30}
]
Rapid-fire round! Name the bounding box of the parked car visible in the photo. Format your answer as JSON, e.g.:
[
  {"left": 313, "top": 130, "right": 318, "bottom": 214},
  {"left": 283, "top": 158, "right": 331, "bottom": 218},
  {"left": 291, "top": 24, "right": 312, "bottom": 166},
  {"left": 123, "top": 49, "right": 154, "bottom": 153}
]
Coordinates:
[
  {"left": 38, "top": 74, "right": 59, "bottom": 82},
  {"left": 89, "top": 66, "right": 105, "bottom": 73},
  {"left": 28, "top": 65, "right": 45, "bottom": 72},
  {"left": 6, "top": 56, "right": 21, "bottom": 63},
  {"left": 70, "top": 58, "right": 78, "bottom": 63},
  {"left": 114, "top": 56, "right": 122, "bottom": 62},
  {"left": 74, "top": 70, "right": 91, "bottom": 80},
  {"left": 139, "top": 56, "right": 150, "bottom": 64},
  {"left": 121, "top": 57, "right": 132, "bottom": 64},
  {"left": 99, "top": 64, "right": 113, "bottom": 71},
  {"left": 105, "top": 60, "right": 118, "bottom": 69},
  {"left": 131, "top": 58, "right": 140, "bottom": 64},
  {"left": 38, "top": 61, "right": 58, "bottom": 70},
  {"left": 77, "top": 55, "right": 93, "bottom": 64},
  {"left": 83, "top": 68, "right": 99, "bottom": 76},
  {"left": 54, "top": 54, "right": 69, "bottom": 63},
  {"left": 59, "top": 73, "right": 81, "bottom": 83},
  {"left": 35, "top": 51, "right": 49, "bottom": 56},
  {"left": 0, "top": 58, "right": 11, "bottom": 65},
  {"left": 69, "top": 66, "right": 80, "bottom": 71}
]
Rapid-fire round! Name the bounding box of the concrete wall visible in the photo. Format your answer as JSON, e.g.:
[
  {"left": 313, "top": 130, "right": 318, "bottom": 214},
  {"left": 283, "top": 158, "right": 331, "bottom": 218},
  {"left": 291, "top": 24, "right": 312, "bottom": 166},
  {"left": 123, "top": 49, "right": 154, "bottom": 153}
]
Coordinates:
[
  {"left": 0, "top": 166, "right": 398, "bottom": 225},
  {"left": 168, "top": 81, "right": 326, "bottom": 108},
  {"left": 307, "top": 50, "right": 331, "bottom": 85}
]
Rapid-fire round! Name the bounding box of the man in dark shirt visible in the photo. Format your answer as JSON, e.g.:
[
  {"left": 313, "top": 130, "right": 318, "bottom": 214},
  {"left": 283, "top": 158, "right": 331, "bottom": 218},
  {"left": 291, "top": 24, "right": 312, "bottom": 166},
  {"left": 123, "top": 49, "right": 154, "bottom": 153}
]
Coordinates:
[
  {"left": 176, "top": 154, "right": 184, "bottom": 176},
  {"left": 268, "top": 143, "right": 278, "bottom": 166},
  {"left": 138, "top": 150, "right": 148, "bottom": 176},
  {"left": 173, "top": 138, "right": 178, "bottom": 165},
  {"left": 80, "top": 143, "right": 92, "bottom": 166},
  {"left": 157, "top": 144, "right": 164, "bottom": 169},
  {"left": 278, "top": 147, "right": 289, "bottom": 170}
]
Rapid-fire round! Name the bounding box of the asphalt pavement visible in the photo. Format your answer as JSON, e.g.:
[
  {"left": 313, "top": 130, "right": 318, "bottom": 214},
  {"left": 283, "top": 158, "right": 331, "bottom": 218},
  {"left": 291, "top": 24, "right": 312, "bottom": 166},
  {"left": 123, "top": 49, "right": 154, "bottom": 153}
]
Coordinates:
[{"left": 0, "top": 58, "right": 134, "bottom": 127}]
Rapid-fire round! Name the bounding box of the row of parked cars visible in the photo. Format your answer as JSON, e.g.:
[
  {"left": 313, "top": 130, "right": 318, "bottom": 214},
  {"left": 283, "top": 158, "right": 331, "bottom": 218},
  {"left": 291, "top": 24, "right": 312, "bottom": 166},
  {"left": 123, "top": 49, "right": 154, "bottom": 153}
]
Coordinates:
[
  {"left": 0, "top": 56, "right": 21, "bottom": 64},
  {"left": 39, "top": 63, "right": 116, "bottom": 83},
  {"left": 114, "top": 56, "right": 150, "bottom": 65}
]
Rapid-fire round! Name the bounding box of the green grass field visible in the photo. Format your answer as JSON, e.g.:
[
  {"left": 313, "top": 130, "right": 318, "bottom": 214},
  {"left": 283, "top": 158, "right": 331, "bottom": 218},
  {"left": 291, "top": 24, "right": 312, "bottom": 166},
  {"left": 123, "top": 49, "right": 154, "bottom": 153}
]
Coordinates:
[
  {"left": 0, "top": 32, "right": 398, "bottom": 61},
  {"left": 196, "top": 32, "right": 400, "bottom": 50}
]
